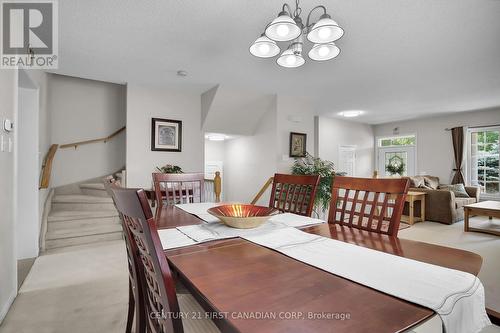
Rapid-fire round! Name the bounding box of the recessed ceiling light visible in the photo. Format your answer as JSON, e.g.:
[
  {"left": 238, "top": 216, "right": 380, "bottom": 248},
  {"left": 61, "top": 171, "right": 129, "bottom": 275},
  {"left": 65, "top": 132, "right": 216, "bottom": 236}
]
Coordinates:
[
  {"left": 338, "top": 110, "right": 364, "bottom": 118},
  {"left": 176, "top": 70, "right": 188, "bottom": 77},
  {"left": 206, "top": 134, "right": 226, "bottom": 141}
]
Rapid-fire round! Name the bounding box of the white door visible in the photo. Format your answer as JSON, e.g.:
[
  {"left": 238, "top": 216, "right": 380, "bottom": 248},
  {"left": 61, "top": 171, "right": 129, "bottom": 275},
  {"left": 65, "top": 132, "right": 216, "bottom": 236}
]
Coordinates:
[
  {"left": 338, "top": 145, "right": 356, "bottom": 176},
  {"left": 377, "top": 147, "right": 415, "bottom": 176}
]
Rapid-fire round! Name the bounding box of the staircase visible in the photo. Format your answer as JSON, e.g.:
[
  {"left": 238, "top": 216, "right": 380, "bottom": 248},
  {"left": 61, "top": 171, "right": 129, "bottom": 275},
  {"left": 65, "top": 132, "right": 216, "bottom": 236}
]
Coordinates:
[{"left": 45, "top": 173, "right": 125, "bottom": 250}]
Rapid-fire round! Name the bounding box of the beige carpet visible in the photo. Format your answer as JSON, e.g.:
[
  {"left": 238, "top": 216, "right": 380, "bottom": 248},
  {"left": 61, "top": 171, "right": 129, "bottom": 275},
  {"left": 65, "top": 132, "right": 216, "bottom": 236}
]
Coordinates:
[
  {"left": 399, "top": 216, "right": 500, "bottom": 315},
  {"left": 0, "top": 241, "right": 128, "bottom": 333}
]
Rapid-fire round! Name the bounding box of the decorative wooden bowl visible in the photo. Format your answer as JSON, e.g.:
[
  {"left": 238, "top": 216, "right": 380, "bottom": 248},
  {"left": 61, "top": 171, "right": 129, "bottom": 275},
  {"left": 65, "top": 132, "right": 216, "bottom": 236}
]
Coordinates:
[{"left": 207, "top": 204, "right": 279, "bottom": 229}]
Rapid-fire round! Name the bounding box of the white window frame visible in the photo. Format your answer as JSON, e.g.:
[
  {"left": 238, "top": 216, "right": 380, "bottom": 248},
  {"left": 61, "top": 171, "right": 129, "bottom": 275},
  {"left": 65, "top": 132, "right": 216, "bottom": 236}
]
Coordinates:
[
  {"left": 377, "top": 134, "right": 417, "bottom": 148},
  {"left": 466, "top": 126, "right": 500, "bottom": 199}
]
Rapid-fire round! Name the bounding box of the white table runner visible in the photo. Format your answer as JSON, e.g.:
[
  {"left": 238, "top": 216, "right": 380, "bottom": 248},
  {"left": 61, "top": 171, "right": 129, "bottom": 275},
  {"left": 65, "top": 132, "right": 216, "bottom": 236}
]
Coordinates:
[
  {"left": 176, "top": 213, "right": 325, "bottom": 243},
  {"left": 241, "top": 227, "right": 491, "bottom": 333},
  {"left": 175, "top": 202, "right": 221, "bottom": 223}
]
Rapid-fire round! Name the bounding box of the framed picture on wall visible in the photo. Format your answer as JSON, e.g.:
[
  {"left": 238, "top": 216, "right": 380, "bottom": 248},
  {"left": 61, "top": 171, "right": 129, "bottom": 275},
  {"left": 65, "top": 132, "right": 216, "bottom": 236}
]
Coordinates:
[
  {"left": 289, "top": 132, "right": 307, "bottom": 158},
  {"left": 151, "top": 118, "right": 182, "bottom": 152}
]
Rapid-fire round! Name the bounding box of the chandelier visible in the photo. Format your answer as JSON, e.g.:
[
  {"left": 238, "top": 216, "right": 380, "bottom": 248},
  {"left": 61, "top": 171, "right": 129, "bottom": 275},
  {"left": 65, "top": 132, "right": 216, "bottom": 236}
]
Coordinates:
[{"left": 250, "top": 0, "right": 344, "bottom": 68}]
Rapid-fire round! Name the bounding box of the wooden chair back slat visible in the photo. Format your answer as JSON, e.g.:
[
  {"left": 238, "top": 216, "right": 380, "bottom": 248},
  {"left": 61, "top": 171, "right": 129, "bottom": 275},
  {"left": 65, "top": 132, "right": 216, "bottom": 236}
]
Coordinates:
[
  {"left": 152, "top": 173, "right": 205, "bottom": 218},
  {"left": 112, "top": 187, "right": 183, "bottom": 333},
  {"left": 376, "top": 194, "right": 389, "bottom": 232},
  {"left": 296, "top": 185, "right": 307, "bottom": 214},
  {"left": 289, "top": 185, "right": 298, "bottom": 213},
  {"left": 269, "top": 173, "right": 320, "bottom": 217},
  {"left": 348, "top": 190, "right": 360, "bottom": 226},
  {"left": 328, "top": 176, "right": 409, "bottom": 236}
]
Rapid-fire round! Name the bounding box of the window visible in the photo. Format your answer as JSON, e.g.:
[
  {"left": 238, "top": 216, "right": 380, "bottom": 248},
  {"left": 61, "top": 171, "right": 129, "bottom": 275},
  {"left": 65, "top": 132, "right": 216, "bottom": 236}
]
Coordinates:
[
  {"left": 378, "top": 135, "right": 416, "bottom": 147},
  {"left": 468, "top": 127, "right": 500, "bottom": 198}
]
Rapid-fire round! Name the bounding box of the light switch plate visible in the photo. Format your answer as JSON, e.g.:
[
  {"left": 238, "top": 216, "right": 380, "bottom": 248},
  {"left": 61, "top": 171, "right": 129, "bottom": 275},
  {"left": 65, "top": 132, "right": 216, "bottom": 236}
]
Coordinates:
[{"left": 3, "top": 119, "right": 13, "bottom": 132}]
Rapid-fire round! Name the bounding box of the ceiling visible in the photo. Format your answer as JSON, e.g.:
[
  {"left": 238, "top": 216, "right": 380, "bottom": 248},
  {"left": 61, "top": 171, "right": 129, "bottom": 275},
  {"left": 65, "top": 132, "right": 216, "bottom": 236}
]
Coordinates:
[{"left": 53, "top": 0, "right": 500, "bottom": 124}]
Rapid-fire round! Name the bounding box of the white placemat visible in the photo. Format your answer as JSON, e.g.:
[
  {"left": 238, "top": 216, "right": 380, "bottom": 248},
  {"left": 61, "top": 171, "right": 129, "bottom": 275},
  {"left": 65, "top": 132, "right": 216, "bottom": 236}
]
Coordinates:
[
  {"left": 158, "top": 228, "right": 196, "bottom": 250},
  {"left": 241, "top": 227, "right": 491, "bottom": 333}
]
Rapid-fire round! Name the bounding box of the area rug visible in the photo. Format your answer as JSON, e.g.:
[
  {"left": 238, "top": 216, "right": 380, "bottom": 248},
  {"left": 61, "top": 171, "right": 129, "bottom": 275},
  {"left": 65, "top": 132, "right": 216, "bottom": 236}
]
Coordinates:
[{"left": 399, "top": 222, "right": 411, "bottom": 231}]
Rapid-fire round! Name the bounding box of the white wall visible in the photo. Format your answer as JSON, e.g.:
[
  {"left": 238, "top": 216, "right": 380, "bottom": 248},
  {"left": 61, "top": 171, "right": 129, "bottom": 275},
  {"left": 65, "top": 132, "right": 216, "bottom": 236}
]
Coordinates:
[
  {"left": 317, "top": 117, "right": 375, "bottom": 177},
  {"left": 16, "top": 87, "right": 40, "bottom": 259},
  {"left": 22, "top": 70, "right": 50, "bottom": 222},
  {"left": 126, "top": 85, "right": 204, "bottom": 188},
  {"left": 0, "top": 69, "right": 18, "bottom": 323},
  {"left": 276, "top": 96, "right": 316, "bottom": 172},
  {"left": 373, "top": 108, "right": 500, "bottom": 184},
  {"left": 205, "top": 140, "right": 225, "bottom": 162},
  {"left": 223, "top": 101, "right": 277, "bottom": 204},
  {"left": 48, "top": 74, "right": 126, "bottom": 187},
  {"left": 212, "top": 95, "right": 318, "bottom": 203}
]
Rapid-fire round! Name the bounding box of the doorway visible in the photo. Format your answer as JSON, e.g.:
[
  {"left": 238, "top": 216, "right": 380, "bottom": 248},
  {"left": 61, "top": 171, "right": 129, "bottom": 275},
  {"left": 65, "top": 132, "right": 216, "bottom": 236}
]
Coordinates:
[{"left": 376, "top": 135, "right": 416, "bottom": 177}]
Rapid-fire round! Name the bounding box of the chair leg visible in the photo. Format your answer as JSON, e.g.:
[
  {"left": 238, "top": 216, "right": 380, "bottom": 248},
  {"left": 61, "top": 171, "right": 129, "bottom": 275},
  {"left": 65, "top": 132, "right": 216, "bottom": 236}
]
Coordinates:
[
  {"left": 133, "top": 279, "right": 146, "bottom": 333},
  {"left": 126, "top": 280, "right": 134, "bottom": 333}
]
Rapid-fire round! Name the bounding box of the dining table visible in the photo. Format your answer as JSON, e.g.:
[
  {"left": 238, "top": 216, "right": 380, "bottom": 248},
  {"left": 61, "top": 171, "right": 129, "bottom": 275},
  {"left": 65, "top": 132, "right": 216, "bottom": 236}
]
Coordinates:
[{"left": 158, "top": 205, "right": 483, "bottom": 333}]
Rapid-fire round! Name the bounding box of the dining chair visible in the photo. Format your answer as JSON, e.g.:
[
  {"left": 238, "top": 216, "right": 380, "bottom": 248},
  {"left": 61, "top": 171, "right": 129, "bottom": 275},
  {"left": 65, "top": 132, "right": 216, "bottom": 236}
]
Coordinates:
[
  {"left": 328, "top": 176, "right": 409, "bottom": 236},
  {"left": 269, "top": 173, "right": 321, "bottom": 217},
  {"left": 103, "top": 177, "right": 145, "bottom": 333},
  {"left": 152, "top": 173, "right": 205, "bottom": 217},
  {"left": 111, "top": 186, "right": 220, "bottom": 333}
]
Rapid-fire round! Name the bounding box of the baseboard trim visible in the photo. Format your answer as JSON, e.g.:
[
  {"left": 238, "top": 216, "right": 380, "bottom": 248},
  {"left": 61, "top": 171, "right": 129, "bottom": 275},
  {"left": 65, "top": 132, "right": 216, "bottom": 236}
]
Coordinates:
[{"left": 0, "top": 289, "right": 17, "bottom": 324}]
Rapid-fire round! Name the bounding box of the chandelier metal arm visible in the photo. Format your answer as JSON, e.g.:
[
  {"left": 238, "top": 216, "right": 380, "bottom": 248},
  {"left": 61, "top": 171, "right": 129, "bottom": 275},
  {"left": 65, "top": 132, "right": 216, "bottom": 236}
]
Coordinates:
[
  {"left": 281, "top": 0, "right": 303, "bottom": 18},
  {"left": 281, "top": 3, "right": 293, "bottom": 17},
  {"left": 305, "top": 5, "right": 327, "bottom": 29}
]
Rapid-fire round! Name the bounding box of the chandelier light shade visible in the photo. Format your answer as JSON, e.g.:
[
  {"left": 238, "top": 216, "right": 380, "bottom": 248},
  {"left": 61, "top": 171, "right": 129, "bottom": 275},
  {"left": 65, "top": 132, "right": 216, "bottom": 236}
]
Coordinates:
[
  {"left": 251, "top": 1, "right": 344, "bottom": 68},
  {"left": 265, "top": 12, "right": 302, "bottom": 42},
  {"left": 307, "top": 14, "right": 344, "bottom": 43},
  {"left": 250, "top": 34, "right": 281, "bottom": 58},
  {"left": 277, "top": 48, "right": 305, "bottom": 68},
  {"left": 308, "top": 42, "right": 340, "bottom": 61}
]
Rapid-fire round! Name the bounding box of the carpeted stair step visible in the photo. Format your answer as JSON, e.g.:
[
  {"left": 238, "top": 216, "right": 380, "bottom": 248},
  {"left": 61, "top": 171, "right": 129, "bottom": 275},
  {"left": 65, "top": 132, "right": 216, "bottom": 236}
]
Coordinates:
[
  {"left": 79, "top": 183, "right": 110, "bottom": 197},
  {"left": 52, "top": 194, "right": 115, "bottom": 211}
]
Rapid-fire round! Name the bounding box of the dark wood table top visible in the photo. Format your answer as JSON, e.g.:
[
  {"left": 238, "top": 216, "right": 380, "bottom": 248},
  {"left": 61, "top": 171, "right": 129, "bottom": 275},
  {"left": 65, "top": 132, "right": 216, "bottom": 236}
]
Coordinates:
[{"left": 158, "top": 206, "right": 483, "bottom": 333}]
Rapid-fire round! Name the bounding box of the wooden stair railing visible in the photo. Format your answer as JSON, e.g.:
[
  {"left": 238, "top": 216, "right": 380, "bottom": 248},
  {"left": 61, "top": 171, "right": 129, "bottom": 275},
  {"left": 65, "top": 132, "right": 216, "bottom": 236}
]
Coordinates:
[
  {"left": 39, "top": 144, "right": 58, "bottom": 189},
  {"left": 39, "top": 126, "right": 126, "bottom": 189},
  {"left": 60, "top": 126, "right": 125, "bottom": 149},
  {"left": 250, "top": 177, "right": 274, "bottom": 205}
]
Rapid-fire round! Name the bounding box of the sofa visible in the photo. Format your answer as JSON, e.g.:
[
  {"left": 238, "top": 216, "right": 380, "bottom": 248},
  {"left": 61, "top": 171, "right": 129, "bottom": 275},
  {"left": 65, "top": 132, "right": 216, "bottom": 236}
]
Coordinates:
[{"left": 403, "top": 175, "right": 480, "bottom": 224}]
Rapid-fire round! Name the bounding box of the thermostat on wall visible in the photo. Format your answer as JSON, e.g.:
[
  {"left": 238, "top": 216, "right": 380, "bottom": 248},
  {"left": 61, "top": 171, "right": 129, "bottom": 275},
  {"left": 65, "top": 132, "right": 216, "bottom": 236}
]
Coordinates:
[{"left": 3, "top": 119, "right": 13, "bottom": 132}]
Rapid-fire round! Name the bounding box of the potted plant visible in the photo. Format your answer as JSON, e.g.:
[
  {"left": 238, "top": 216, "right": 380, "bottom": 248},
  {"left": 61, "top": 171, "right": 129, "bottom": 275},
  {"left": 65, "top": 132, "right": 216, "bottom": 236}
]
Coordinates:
[
  {"left": 156, "top": 164, "right": 183, "bottom": 174},
  {"left": 291, "top": 153, "right": 345, "bottom": 216}
]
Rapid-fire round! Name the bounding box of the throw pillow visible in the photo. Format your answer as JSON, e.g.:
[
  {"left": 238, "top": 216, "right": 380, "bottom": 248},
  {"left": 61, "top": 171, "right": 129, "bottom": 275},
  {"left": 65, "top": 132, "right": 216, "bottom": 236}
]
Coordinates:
[
  {"left": 439, "top": 184, "right": 470, "bottom": 198},
  {"left": 423, "top": 176, "right": 440, "bottom": 190},
  {"left": 409, "top": 176, "right": 425, "bottom": 188}
]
